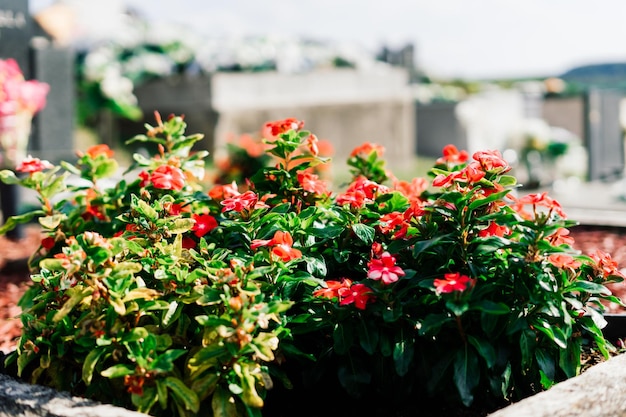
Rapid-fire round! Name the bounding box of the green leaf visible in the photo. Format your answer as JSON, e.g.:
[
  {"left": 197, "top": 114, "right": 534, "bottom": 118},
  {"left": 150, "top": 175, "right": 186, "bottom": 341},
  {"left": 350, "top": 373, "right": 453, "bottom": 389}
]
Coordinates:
[
  {"left": 212, "top": 386, "right": 238, "bottom": 417},
  {"left": 333, "top": 323, "right": 353, "bottom": 355},
  {"left": 101, "top": 363, "right": 135, "bottom": 378},
  {"left": 535, "top": 348, "right": 555, "bottom": 381},
  {"left": 356, "top": 319, "right": 379, "bottom": 355},
  {"left": 82, "top": 348, "right": 107, "bottom": 384},
  {"left": 558, "top": 336, "right": 581, "bottom": 378},
  {"left": 519, "top": 329, "right": 536, "bottom": 369},
  {"left": 497, "top": 175, "right": 517, "bottom": 187},
  {"left": 393, "top": 339, "right": 414, "bottom": 376},
  {"left": 163, "top": 376, "right": 200, "bottom": 413},
  {"left": 534, "top": 320, "right": 568, "bottom": 349},
  {"left": 309, "top": 225, "right": 344, "bottom": 239},
  {"left": 468, "top": 189, "right": 510, "bottom": 211},
  {"left": 0, "top": 211, "right": 43, "bottom": 234},
  {"left": 94, "top": 159, "right": 119, "bottom": 179},
  {"left": 467, "top": 335, "right": 496, "bottom": 368},
  {"left": 418, "top": 313, "right": 453, "bottom": 336},
  {"left": 162, "top": 301, "right": 180, "bottom": 327},
  {"left": 453, "top": 347, "right": 480, "bottom": 407},
  {"left": 53, "top": 287, "right": 92, "bottom": 322},
  {"left": 0, "top": 169, "right": 20, "bottom": 184},
  {"left": 38, "top": 214, "right": 66, "bottom": 230},
  {"left": 151, "top": 349, "right": 187, "bottom": 373},
  {"left": 170, "top": 218, "right": 195, "bottom": 234},
  {"left": 134, "top": 196, "right": 158, "bottom": 221},
  {"left": 565, "top": 280, "right": 611, "bottom": 295},
  {"left": 471, "top": 300, "right": 510, "bottom": 315},
  {"left": 156, "top": 379, "right": 169, "bottom": 410},
  {"left": 351, "top": 223, "right": 375, "bottom": 245}
]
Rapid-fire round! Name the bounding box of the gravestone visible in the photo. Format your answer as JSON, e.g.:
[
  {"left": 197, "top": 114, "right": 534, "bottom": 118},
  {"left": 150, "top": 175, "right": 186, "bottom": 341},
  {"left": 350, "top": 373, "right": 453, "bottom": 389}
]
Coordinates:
[
  {"left": 416, "top": 101, "right": 466, "bottom": 158},
  {"left": 0, "top": 0, "right": 32, "bottom": 240},
  {"left": 0, "top": 0, "right": 31, "bottom": 77},
  {"left": 29, "top": 38, "right": 76, "bottom": 164},
  {"left": 584, "top": 88, "right": 625, "bottom": 181}
]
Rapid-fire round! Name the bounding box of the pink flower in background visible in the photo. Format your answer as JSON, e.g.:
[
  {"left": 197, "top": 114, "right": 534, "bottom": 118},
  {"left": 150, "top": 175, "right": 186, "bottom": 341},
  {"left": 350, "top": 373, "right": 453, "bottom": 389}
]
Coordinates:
[
  {"left": 0, "top": 58, "right": 50, "bottom": 168},
  {"left": 0, "top": 58, "right": 50, "bottom": 123},
  {"left": 15, "top": 155, "right": 53, "bottom": 173}
]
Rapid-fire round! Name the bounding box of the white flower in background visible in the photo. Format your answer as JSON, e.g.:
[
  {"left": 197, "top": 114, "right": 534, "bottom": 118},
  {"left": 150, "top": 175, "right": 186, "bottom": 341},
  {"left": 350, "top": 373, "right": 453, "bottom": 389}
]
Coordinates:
[
  {"left": 82, "top": 46, "right": 117, "bottom": 82},
  {"left": 124, "top": 52, "right": 172, "bottom": 78},
  {"left": 100, "top": 71, "right": 136, "bottom": 105}
]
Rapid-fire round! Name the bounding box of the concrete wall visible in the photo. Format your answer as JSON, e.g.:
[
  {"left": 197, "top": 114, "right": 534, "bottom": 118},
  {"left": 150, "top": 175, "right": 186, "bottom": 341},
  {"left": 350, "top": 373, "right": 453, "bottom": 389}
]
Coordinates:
[
  {"left": 116, "top": 68, "right": 416, "bottom": 177},
  {"left": 210, "top": 68, "right": 416, "bottom": 175},
  {"left": 415, "top": 102, "right": 466, "bottom": 158},
  {"left": 541, "top": 95, "right": 585, "bottom": 140}
]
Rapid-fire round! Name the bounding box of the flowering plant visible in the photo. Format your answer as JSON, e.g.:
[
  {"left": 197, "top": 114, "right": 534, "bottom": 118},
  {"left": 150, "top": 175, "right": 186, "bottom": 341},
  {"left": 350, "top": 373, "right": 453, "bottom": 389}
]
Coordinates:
[
  {"left": 0, "top": 58, "right": 49, "bottom": 168},
  {"left": 1, "top": 114, "right": 623, "bottom": 416}
]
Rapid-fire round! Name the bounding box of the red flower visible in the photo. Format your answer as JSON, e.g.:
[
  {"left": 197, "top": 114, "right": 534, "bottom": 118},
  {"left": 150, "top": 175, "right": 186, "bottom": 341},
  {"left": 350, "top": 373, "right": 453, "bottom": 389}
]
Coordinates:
[
  {"left": 15, "top": 155, "right": 53, "bottom": 173},
  {"left": 313, "top": 279, "right": 353, "bottom": 299},
  {"left": 473, "top": 149, "right": 511, "bottom": 174},
  {"left": 138, "top": 170, "right": 150, "bottom": 187},
  {"left": 336, "top": 189, "right": 368, "bottom": 209},
  {"left": 182, "top": 236, "right": 196, "bottom": 249},
  {"left": 367, "top": 252, "right": 405, "bottom": 285},
  {"left": 547, "top": 228, "right": 575, "bottom": 247},
  {"left": 208, "top": 181, "right": 240, "bottom": 201},
  {"left": 83, "top": 189, "right": 106, "bottom": 221},
  {"left": 150, "top": 165, "right": 185, "bottom": 190},
  {"left": 549, "top": 253, "right": 582, "bottom": 269},
  {"left": 313, "top": 279, "right": 374, "bottom": 310},
  {"left": 271, "top": 243, "right": 303, "bottom": 262},
  {"left": 591, "top": 249, "right": 625, "bottom": 278},
  {"left": 85, "top": 144, "right": 114, "bottom": 158},
  {"left": 436, "top": 144, "right": 469, "bottom": 166},
  {"left": 306, "top": 134, "right": 319, "bottom": 156},
  {"left": 478, "top": 221, "right": 509, "bottom": 238},
  {"left": 511, "top": 192, "right": 566, "bottom": 220},
  {"left": 350, "top": 142, "right": 385, "bottom": 158},
  {"left": 297, "top": 171, "right": 328, "bottom": 195},
  {"left": 378, "top": 212, "right": 408, "bottom": 239},
  {"left": 263, "top": 117, "right": 304, "bottom": 138},
  {"left": 393, "top": 177, "right": 428, "bottom": 201},
  {"left": 221, "top": 190, "right": 258, "bottom": 212},
  {"left": 432, "top": 163, "right": 485, "bottom": 188},
  {"left": 434, "top": 272, "right": 474, "bottom": 294},
  {"left": 191, "top": 213, "right": 218, "bottom": 237},
  {"left": 41, "top": 236, "right": 55, "bottom": 251},
  {"left": 339, "top": 283, "right": 374, "bottom": 310},
  {"left": 251, "top": 230, "right": 302, "bottom": 262}
]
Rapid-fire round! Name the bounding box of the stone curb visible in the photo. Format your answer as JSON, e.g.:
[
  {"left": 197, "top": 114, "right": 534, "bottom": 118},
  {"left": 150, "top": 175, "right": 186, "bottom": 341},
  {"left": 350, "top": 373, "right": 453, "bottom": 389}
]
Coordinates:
[
  {"left": 1, "top": 353, "right": 625, "bottom": 417},
  {"left": 0, "top": 374, "right": 144, "bottom": 417},
  {"left": 488, "top": 352, "right": 626, "bottom": 417}
]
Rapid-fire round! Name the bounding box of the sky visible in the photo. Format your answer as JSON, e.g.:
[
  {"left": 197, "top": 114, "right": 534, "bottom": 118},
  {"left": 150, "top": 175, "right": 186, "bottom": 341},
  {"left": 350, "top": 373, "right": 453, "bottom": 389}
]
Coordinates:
[{"left": 29, "top": 0, "right": 626, "bottom": 80}]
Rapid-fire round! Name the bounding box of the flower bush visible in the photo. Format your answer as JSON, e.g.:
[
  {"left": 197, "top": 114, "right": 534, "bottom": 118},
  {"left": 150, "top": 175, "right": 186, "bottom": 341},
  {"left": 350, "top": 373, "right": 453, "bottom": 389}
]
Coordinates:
[{"left": 1, "top": 113, "right": 624, "bottom": 416}]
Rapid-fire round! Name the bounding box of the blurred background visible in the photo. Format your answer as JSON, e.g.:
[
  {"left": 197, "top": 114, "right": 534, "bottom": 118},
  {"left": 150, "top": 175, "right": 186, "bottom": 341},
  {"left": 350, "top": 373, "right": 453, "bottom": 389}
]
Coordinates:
[{"left": 5, "top": 0, "right": 626, "bottom": 191}]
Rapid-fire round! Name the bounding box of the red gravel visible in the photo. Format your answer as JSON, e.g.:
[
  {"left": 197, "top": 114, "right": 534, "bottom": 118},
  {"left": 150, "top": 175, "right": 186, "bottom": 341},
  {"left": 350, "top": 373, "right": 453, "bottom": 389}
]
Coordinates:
[{"left": 0, "top": 224, "right": 625, "bottom": 353}]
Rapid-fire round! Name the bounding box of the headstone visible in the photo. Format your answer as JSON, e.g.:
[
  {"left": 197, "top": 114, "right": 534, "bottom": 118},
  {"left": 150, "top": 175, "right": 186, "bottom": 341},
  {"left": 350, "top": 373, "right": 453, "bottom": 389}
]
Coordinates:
[
  {"left": 0, "top": 0, "right": 32, "bottom": 240},
  {"left": 0, "top": 0, "right": 32, "bottom": 77},
  {"left": 416, "top": 102, "right": 466, "bottom": 158},
  {"left": 29, "top": 38, "right": 75, "bottom": 164},
  {"left": 585, "top": 88, "right": 625, "bottom": 181}
]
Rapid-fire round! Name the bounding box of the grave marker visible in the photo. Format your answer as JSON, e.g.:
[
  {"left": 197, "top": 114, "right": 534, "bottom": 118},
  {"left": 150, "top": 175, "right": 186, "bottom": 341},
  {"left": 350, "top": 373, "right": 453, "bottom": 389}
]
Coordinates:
[{"left": 0, "top": 0, "right": 31, "bottom": 77}]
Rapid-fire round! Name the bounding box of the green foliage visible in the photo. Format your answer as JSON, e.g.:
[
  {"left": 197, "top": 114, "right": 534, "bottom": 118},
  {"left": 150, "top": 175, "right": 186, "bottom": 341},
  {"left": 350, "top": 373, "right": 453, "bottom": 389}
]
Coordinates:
[{"left": 2, "top": 113, "right": 623, "bottom": 416}]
